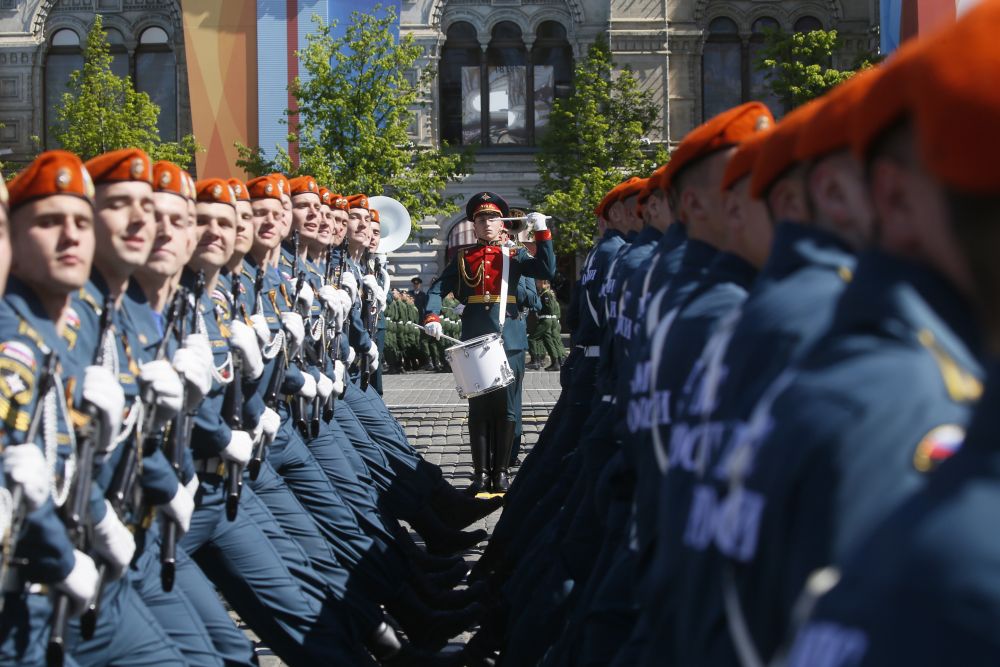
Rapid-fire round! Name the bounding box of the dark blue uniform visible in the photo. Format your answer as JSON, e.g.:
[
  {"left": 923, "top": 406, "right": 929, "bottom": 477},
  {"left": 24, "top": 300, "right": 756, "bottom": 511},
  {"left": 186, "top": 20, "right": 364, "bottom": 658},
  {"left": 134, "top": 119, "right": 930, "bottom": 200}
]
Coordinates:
[
  {"left": 626, "top": 222, "right": 857, "bottom": 667},
  {"left": 788, "top": 361, "right": 1000, "bottom": 667}
]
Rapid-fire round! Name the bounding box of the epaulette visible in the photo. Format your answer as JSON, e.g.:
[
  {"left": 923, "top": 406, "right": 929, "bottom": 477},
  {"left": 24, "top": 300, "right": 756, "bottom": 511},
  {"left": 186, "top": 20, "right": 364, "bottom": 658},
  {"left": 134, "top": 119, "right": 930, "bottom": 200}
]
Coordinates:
[
  {"left": 918, "top": 328, "right": 982, "bottom": 403},
  {"left": 77, "top": 287, "right": 102, "bottom": 315}
]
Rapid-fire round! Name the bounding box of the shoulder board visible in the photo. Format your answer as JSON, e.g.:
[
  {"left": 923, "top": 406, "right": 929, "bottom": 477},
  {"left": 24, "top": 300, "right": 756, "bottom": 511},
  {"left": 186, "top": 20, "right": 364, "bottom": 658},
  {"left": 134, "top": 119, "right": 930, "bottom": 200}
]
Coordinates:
[
  {"left": 917, "top": 329, "right": 982, "bottom": 403},
  {"left": 77, "top": 288, "right": 101, "bottom": 315},
  {"left": 15, "top": 321, "right": 44, "bottom": 348}
]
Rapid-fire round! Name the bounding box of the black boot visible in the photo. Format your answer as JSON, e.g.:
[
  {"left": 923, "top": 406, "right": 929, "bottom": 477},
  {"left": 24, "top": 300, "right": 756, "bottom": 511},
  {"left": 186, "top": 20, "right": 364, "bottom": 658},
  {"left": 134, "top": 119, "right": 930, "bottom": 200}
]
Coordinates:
[
  {"left": 407, "top": 507, "right": 487, "bottom": 556},
  {"left": 386, "top": 587, "right": 482, "bottom": 650},
  {"left": 428, "top": 482, "right": 503, "bottom": 530},
  {"left": 490, "top": 421, "right": 516, "bottom": 493},
  {"left": 395, "top": 527, "right": 468, "bottom": 573},
  {"left": 545, "top": 358, "right": 561, "bottom": 371},
  {"left": 368, "top": 622, "right": 464, "bottom": 666},
  {"left": 466, "top": 418, "right": 489, "bottom": 496}
]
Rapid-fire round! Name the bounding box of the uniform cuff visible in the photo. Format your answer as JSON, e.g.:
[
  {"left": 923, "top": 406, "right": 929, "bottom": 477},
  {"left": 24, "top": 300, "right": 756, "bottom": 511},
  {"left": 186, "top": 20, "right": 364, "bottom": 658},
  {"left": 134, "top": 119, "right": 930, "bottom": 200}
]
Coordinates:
[
  {"left": 424, "top": 313, "right": 441, "bottom": 324},
  {"left": 534, "top": 229, "right": 552, "bottom": 242}
]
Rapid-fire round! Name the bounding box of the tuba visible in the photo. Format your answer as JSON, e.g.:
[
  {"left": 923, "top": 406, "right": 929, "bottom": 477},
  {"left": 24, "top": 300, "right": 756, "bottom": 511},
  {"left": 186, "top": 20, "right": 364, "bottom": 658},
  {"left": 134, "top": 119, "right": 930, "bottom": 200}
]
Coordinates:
[{"left": 370, "top": 195, "right": 412, "bottom": 254}]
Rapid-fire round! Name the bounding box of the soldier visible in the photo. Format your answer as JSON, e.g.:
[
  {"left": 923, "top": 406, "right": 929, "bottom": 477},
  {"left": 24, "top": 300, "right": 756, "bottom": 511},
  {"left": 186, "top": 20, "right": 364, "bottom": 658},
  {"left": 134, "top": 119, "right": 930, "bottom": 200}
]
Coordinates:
[
  {"left": 784, "top": 10, "right": 1000, "bottom": 664},
  {"left": 424, "top": 192, "right": 555, "bottom": 494},
  {"left": 0, "top": 153, "right": 106, "bottom": 667},
  {"left": 531, "top": 278, "right": 563, "bottom": 371}
]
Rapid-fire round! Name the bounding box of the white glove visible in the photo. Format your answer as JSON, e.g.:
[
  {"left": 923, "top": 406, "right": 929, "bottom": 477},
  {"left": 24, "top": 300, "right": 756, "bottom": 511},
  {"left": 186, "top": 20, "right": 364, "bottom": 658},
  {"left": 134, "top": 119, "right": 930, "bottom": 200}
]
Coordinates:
[
  {"left": 299, "top": 373, "right": 317, "bottom": 399},
  {"left": 332, "top": 360, "right": 346, "bottom": 397},
  {"left": 361, "top": 274, "right": 379, "bottom": 293},
  {"left": 139, "top": 359, "right": 184, "bottom": 423},
  {"left": 82, "top": 366, "right": 124, "bottom": 451},
  {"left": 172, "top": 348, "right": 212, "bottom": 408},
  {"left": 366, "top": 344, "right": 380, "bottom": 373},
  {"left": 259, "top": 407, "right": 280, "bottom": 440},
  {"left": 228, "top": 320, "right": 264, "bottom": 380},
  {"left": 184, "top": 474, "right": 200, "bottom": 498},
  {"left": 221, "top": 430, "right": 252, "bottom": 465},
  {"left": 453, "top": 304, "right": 465, "bottom": 317},
  {"left": 3, "top": 445, "right": 50, "bottom": 510},
  {"left": 159, "top": 484, "right": 194, "bottom": 534},
  {"left": 340, "top": 271, "right": 358, "bottom": 302},
  {"left": 527, "top": 211, "right": 549, "bottom": 232},
  {"left": 334, "top": 290, "right": 353, "bottom": 329},
  {"left": 295, "top": 281, "right": 314, "bottom": 310},
  {"left": 425, "top": 321, "right": 443, "bottom": 340},
  {"left": 318, "top": 284, "right": 339, "bottom": 309},
  {"left": 93, "top": 503, "right": 136, "bottom": 579},
  {"left": 280, "top": 312, "right": 305, "bottom": 353},
  {"left": 250, "top": 313, "right": 272, "bottom": 345},
  {"left": 347, "top": 346, "right": 357, "bottom": 366},
  {"left": 55, "top": 550, "right": 99, "bottom": 617},
  {"left": 317, "top": 373, "right": 334, "bottom": 400}
]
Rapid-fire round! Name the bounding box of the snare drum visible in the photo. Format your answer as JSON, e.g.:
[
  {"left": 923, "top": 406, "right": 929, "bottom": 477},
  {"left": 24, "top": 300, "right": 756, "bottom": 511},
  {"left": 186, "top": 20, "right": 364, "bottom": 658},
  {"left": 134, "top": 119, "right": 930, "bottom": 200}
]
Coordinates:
[{"left": 446, "top": 333, "right": 515, "bottom": 399}]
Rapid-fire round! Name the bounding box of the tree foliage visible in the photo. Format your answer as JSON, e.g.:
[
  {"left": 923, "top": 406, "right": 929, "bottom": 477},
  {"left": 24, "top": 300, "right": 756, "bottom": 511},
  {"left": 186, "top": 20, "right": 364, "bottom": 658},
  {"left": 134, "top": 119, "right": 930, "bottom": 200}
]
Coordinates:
[
  {"left": 527, "top": 37, "right": 667, "bottom": 256},
  {"left": 753, "top": 28, "right": 871, "bottom": 110},
  {"left": 237, "top": 5, "right": 471, "bottom": 228},
  {"left": 51, "top": 15, "right": 199, "bottom": 166}
]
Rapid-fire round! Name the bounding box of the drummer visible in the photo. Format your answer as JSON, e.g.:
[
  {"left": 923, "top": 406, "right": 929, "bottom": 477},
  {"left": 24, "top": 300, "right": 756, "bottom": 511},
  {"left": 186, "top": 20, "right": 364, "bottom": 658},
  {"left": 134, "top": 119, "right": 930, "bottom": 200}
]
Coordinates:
[{"left": 424, "top": 192, "right": 555, "bottom": 494}]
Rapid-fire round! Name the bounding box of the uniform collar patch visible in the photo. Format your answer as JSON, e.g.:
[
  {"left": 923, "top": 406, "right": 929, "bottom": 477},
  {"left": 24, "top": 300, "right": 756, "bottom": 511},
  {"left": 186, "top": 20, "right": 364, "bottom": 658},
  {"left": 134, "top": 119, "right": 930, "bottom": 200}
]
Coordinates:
[{"left": 913, "top": 424, "right": 965, "bottom": 473}]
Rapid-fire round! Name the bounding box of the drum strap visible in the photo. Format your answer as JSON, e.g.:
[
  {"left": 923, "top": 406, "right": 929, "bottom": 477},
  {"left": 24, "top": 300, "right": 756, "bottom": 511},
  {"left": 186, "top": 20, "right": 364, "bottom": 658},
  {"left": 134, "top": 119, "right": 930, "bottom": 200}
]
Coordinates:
[{"left": 498, "top": 250, "right": 511, "bottom": 331}]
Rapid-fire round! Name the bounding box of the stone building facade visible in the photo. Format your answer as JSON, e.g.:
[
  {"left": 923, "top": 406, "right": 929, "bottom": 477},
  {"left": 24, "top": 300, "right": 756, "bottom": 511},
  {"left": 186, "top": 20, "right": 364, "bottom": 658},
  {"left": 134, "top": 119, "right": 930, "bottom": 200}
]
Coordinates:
[{"left": 0, "top": 0, "right": 878, "bottom": 287}]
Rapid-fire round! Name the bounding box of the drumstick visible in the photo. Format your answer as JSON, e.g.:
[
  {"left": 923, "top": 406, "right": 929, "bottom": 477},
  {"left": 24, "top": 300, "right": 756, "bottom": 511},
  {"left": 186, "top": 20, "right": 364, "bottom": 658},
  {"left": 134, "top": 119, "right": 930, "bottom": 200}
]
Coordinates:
[{"left": 409, "top": 322, "right": 463, "bottom": 346}]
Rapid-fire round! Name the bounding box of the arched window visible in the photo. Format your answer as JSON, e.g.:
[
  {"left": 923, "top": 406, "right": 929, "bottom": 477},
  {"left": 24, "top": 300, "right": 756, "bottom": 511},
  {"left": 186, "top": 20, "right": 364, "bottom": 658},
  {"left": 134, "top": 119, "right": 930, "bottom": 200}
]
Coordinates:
[
  {"left": 532, "top": 21, "right": 573, "bottom": 140},
  {"left": 135, "top": 26, "right": 177, "bottom": 140},
  {"left": 45, "top": 28, "right": 83, "bottom": 148},
  {"left": 105, "top": 28, "right": 129, "bottom": 79},
  {"left": 486, "top": 22, "right": 527, "bottom": 146},
  {"left": 749, "top": 17, "right": 783, "bottom": 116},
  {"left": 702, "top": 17, "right": 741, "bottom": 120},
  {"left": 439, "top": 22, "right": 482, "bottom": 145},
  {"left": 439, "top": 19, "right": 572, "bottom": 148},
  {"left": 794, "top": 16, "right": 824, "bottom": 33}
]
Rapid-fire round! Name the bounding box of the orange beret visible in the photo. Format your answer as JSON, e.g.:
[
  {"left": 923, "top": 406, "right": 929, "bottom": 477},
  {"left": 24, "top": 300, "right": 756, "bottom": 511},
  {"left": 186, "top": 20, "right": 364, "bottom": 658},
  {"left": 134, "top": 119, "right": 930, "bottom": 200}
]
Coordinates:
[
  {"left": 288, "top": 175, "right": 319, "bottom": 197},
  {"left": 0, "top": 173, "right": 8, "bottom": 210},
  {"left": 370, "top": 208, "right": 380, "bottom": 223},
  {"left": 227, "top": 178, "right": 249, "bottom": 202},
  {"left": 246, "top": 175, "right": 281, "bottom": 201},
  {"left": 663, "top": 102, "right": 774, "bottom": 192},
  {"left": 195, "top": 178, "right": 236, "bottom": 207},
  {"left": 7, "top": 150, "right": 95, "bottom": 211},
  {"left": 909, "top": 1, "right": 1000, "bottom": 194},
  {"left": 595, "top": 187, "right": 617, "bottom": 218},
  {"left": 749, "top": 99, "right": 823, "bottom": 199},
  {"left": 640, "top": 165, "right": 669, "bottom": 202},
  {"left": 604, "top": 178, "right": 645, "bottom": 216},
  {"left": 330, "top": 194, "right": 350, "bottom": 211},
  {"left": 268, "top": 173, "right": 291, "bottom": 198},
  {"left": 347, "top": 194, "right": 370, "bottom": 211},
  {"left": 85, "top": 148, "right": 153, "bottom": 186},
  {"left": 152, "top": 161, "right": 191, "bottom": 200},
  {"left": 722, "top": 128, "right": 774, "bottom": 191},
  {"left": 850, "top": 40, "right": 924, "bottom": 160},
  {"left": 318, "top": 187, "right": 333, "bottom": 206},
  {"left": 796, "top": 68, "right": 880, "bottom": 163}
]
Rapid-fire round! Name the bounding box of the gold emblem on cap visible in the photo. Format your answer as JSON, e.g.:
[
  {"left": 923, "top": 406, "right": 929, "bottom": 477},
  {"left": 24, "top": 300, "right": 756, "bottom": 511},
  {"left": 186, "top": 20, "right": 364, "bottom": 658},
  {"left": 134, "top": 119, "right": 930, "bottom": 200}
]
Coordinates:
[
  {"left": 754, "top": 115, "right": 772, "bottom": 132},
  {"left": 212, "top": 184, "right": 223, "bottom": 198},
  {"left": 130, "top": 158, "right": 145, "bottom": 179},
  {"left": 234, "top": 185, "right": 243, "bottom": 196},
  {"left": 159, "top": 172, "right": 172, "bottom": 187},
  {"left": 55, "top": 168, "right": 72, "bottom": 190},
  {"left": 265, "top": 183, "right": 274, "bottom": 194},
  {"left": 309, "top": 181, "right": 316, "bottom": 191},
  {"left": 482, "top": 193, "right": 492, "bottom": 200}
]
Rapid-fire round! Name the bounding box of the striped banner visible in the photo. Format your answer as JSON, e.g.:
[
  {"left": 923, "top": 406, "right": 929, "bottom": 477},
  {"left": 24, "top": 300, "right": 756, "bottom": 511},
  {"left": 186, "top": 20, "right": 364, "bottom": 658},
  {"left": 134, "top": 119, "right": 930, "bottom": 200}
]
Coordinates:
[{"left": 881, "top": 0, "right": 983, "bottom": 54}]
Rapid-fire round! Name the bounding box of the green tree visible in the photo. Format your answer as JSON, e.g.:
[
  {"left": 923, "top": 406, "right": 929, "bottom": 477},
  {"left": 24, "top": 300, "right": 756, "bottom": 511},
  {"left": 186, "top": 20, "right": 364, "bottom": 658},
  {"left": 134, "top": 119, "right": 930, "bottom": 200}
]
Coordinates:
[
  {"left": 237, "top": 5, "right": 470, "bottom": 228},
  {"left": 51, "top": 15, "right": 199, "bottom": 166},
  {"left": 527, "top": 37, "right": 667, "bottom": 256},
  {"left": 754, "top": 28, "right": 872, "bottom": 110}
]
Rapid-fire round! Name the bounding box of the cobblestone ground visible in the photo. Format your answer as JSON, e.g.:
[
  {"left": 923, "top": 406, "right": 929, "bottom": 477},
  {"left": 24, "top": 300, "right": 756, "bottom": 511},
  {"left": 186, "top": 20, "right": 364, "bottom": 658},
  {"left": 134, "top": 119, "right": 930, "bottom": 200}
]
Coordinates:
[{"left": 247, "top": 369, "right": 561, "bottom": 665}]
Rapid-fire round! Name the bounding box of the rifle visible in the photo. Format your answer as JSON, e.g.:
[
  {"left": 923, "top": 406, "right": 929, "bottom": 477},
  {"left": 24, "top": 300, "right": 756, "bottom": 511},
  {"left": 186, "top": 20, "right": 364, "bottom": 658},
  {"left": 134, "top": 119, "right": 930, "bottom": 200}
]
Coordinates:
[
  {"left": 222, "top": 273, "right": 244, "bottom": 522},
  {"left": 0, "top": 350, "right": 58, "bottom": 613},
  {"left": 360, "top": 250, "right": 376, "bottom": 391},
  {"left": 85, "top": 280, "right": 189, "bottom": 633},
  {"left": 247, "top": 266, "right": 271, "bottom": 481},
  {"left": 159, "top": 287, "right": 190, "bottom": 592},
  {"left": 323, "top": 241, "right": 348, "bottom": 420},
  {"left": 290, "top": 231, "right": 309, "bottom": 437},
  {"left": 48, "top": 295, "right": 114, "bottom": 667}
]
